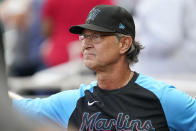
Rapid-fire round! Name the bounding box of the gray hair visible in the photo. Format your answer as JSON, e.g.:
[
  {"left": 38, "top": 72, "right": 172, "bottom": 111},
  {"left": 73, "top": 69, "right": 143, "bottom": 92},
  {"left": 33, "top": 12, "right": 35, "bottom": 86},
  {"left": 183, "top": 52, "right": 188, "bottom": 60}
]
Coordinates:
[{"left": 115, "top": 33, "right": 144, "bottom": 65}]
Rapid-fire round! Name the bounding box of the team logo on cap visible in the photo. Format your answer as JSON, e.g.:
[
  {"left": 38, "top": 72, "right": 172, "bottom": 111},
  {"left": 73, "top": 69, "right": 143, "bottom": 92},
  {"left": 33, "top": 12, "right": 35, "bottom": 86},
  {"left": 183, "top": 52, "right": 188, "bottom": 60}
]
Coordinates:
[
  {"left": 119, "top": 23, "right": 125, "bottom": 30},
  {"left": 86, "top": 8, "right": 101, "bottom": 22}
]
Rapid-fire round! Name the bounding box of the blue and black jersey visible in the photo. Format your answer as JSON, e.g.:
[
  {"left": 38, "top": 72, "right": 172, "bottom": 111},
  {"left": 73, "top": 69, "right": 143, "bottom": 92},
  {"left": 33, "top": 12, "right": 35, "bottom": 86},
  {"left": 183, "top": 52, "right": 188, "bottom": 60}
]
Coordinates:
[{"left": 13, "top": 72, "right": 196, "bottom": 131}]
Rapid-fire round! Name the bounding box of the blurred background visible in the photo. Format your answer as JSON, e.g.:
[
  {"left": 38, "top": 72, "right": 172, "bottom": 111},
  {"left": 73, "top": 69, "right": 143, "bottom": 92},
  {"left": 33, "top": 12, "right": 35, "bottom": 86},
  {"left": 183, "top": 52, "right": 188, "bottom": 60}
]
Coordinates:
[{"left": 0, "top": 0, "right": 196, "bottom": 99}]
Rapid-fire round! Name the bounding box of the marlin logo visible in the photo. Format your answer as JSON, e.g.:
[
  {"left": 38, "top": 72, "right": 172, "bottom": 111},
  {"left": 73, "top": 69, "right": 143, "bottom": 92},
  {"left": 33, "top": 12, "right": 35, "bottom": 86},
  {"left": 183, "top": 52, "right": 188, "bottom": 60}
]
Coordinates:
[
  {"left": 119, "top": 23, "right": 125, "bottom": 29},
  {"left": 79, "top": 112, "right": 155, "bottom": 131},
  {"left": 86, "top": 8, "right": 101, "bottom": 22}
]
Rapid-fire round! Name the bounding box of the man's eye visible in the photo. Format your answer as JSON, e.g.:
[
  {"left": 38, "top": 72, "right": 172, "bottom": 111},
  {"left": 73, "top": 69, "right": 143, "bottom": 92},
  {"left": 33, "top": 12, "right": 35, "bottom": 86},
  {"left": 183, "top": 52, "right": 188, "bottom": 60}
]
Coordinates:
[{"left": 93, "top": 34, "right": 100, "bottom": 39}]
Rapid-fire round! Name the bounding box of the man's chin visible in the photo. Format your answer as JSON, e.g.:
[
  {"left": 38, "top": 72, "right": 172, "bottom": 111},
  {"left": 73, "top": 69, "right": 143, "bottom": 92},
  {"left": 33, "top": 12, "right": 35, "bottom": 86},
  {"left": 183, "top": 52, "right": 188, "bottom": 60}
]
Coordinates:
[{"left": 84, "top": 60, "right": 96, "bottom": 70}]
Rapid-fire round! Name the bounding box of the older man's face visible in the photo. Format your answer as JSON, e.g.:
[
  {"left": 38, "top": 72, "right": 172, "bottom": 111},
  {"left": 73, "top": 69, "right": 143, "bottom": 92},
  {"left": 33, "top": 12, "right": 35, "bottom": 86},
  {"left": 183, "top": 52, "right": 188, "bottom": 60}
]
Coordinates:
[{"left": 80, "top": 30, "right": 122, "bottom": 72}]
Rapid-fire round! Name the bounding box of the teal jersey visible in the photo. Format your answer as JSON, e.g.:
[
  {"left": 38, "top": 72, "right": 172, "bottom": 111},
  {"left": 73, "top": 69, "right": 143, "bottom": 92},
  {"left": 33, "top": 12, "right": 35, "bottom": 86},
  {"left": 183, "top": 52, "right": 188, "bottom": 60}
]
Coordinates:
[{"left": 13, "top": 72, "right": 196, "bottom": 130}]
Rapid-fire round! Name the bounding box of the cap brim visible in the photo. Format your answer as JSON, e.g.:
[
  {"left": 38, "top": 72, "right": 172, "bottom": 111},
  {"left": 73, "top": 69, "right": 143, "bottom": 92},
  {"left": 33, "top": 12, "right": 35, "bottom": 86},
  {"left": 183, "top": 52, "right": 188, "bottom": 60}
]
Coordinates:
[{"left": 69, "top": 24, "right": 115, "bottom": 34}]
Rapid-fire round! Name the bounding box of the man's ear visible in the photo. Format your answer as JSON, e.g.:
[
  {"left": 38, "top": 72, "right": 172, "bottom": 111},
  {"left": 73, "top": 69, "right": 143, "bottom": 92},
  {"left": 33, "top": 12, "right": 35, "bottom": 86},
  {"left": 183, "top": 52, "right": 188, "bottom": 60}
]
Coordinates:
[{"left": 119, "top": 36, "right": 132, "bottom": 54}]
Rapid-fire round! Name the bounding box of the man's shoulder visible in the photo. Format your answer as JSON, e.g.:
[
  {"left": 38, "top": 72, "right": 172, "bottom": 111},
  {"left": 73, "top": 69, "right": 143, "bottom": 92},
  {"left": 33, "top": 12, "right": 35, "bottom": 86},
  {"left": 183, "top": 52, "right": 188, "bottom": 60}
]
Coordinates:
[
  {"left": 53, "top": 81, "right": 97, "bottom": 99},
  {"left": 135, "top": 73, "right": 175, "bottom": 99},
  {"left": 135, "top": 73, "right": 173, "bottom": 88}
]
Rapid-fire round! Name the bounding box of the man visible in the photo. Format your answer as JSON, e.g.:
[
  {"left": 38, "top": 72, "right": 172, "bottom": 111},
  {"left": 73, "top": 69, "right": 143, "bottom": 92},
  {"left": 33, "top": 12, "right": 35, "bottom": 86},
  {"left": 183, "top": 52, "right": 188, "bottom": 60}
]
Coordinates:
[{"left": 13, "top": 5, "right": 196, "bottom": 131}]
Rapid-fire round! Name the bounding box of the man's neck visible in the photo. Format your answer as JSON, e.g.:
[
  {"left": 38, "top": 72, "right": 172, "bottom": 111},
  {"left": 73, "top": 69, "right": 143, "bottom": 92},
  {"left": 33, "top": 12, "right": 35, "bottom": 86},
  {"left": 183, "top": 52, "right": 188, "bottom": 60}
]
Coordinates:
[{"left": 96, "top": 64, "right": 133, "bottom": 90}]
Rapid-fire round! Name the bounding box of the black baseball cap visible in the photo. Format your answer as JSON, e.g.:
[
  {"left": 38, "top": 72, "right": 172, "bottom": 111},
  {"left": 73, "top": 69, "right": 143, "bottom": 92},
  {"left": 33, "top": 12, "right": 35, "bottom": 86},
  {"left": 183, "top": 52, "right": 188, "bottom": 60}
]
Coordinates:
[{"left": 69, "top": 5, "right": 135, "bottom": 40}]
